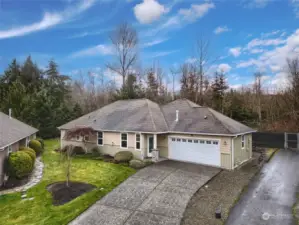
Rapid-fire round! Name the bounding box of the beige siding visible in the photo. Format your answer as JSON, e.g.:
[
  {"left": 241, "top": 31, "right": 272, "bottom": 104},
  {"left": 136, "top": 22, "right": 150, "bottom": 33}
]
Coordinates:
[
  {"left": 157, "top": 133, "right": 233, "bottom": 170},
  {"left": 157, "top": 134, "right": 168, "bottom": 158},
  {"left": 233, "top": 134, "right": 252, "bottom": 168},
  {"left": 61, "top": 130, "right": 144, "bottom": 159}
]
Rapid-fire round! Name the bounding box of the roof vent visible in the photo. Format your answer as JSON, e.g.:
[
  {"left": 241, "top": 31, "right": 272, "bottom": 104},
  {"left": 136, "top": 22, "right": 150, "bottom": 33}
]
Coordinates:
[
  {"left": 93, "top": 119, "right": 96, "bottom": 123},
  {"left": 204, "top": 115, "right": 207, "bottom": 119},
  {"left": 175, "top": 110, "right": 179, "bottom": 122}
]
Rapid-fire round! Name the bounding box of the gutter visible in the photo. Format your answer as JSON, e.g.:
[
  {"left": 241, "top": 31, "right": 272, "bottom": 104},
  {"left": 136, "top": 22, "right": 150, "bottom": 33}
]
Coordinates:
[{"left": 0, "top": 131, "right": 38, "bottom": 150}]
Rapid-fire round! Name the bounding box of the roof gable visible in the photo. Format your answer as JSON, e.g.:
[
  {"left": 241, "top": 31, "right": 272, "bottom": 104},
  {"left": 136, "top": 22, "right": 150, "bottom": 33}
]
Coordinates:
[{"left": 0, "top": 112, "right": 38, "bottom": 148}]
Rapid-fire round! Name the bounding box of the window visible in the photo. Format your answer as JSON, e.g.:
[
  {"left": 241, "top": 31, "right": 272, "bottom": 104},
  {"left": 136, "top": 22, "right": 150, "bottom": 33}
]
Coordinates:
[
  {"left": 194, "top": 140, "right": 199, "bottom": 143},
  {"left": 241, "top": 135, "right": 245, "bottom": 149},
  {"left": 97, "top": 132, "right": 103, "bottom": 146},
  {"left": 200, "top": 140, "right": 205, "bottom": 144},
  {"left": 84, "top": 136, "right": 89, "bottom": 141},
  {"left": 135, "top": 134, "right": 141, "bottom": 150},
  {"left": 182, "top": 139, "right": 186, "bottom": 142},
  {"left": 8, "top": 145, "right": 12, "bottom": 154},
  {"left": 213, "top": 141, "right": 218, "bottom": 145},
  {"left": 177, "top": 138, "right": 181, "bottom": 142},
  {"left": 206, "top": 141, "right": 211, "bottom": 144},
  {"left": 76, "top": 135, "right": 80, "bottom": 141},
  {"left": 121, "top": 133, "right": 128, "bottom": 148},
  {"left": 188, "top": 139, "right": 192, "bottom": 143},
  {"left": 172, "top": 138, "right": 176, "bottom": 142}
]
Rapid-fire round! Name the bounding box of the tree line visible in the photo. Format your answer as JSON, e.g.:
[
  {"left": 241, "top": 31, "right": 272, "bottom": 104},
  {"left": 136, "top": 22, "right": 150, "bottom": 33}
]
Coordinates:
[{"left": 1, "top": 23, "right": 299, "bottom": 138}]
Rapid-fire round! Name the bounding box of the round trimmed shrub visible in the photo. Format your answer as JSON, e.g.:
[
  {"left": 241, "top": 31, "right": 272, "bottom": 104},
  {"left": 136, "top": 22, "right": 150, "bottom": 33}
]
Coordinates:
[
  {"left": 19, "top": 147, "right": 36, "bottom": 161},
  {"left": 129, "top": 159, "right": 146, "bottom": 169},
  {"left": 114, "top": 151, "right": 133, "bottom": 162},
  {"left": 29, "top": 140, "right": 43, "bottom": 155},
  {"left": 8, "top": 151, "right": 33, "bottom": 178},
  {"left": 37, "top": 138, "right": 44, "bottom": 149}
]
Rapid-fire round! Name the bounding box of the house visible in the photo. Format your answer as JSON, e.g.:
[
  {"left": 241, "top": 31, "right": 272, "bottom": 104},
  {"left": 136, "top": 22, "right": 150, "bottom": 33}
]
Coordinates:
[
  {"left": 59, "top": 99, "right": 256, "bottom": 170},
  {"left": 0, "top": 111, "right": 38, "bottom": 185}
]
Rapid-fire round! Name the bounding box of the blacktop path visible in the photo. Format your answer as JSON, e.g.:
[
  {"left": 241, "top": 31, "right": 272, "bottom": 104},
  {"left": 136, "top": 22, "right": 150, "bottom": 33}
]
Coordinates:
[{"left": 226, "top": 149, "right": 299, "bottom": 225}]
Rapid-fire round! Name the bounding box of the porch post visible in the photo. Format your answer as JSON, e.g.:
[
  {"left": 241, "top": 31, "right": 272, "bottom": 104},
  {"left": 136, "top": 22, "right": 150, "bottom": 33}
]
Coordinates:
[
  {"left": 154, "top": 134, "right": 157, "bottom": 150},
  {"left": 297, "top": 133, "right": 299, "bottom": 150},
  {"left": 284, "top": 132, "right": 288, "bottom": 149}
]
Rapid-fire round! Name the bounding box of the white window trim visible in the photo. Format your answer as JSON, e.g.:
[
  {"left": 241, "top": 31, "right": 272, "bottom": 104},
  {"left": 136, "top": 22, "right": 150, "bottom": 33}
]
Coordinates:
[
  {"left": 97, "top": 131, "right": 104, "bottom": 146},
  {"left": 8, "top": 145, "right": 12, "bottom": 154},
  {"left": 120, "top": 133, "right": 128, "bottom": 149},
  {"left": 84, "top": 135, "right": 89, "bottom": 142},
  {"left": 241, "top": 135, "right": 245, "bottom": 149},
  {"left": 135, "top": 133, "right": 141, "bottom": 151}
]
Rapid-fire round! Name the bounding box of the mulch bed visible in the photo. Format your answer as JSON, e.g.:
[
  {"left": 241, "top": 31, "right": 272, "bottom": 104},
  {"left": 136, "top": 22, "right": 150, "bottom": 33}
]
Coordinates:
[
  {"left": 47, "top": 181, "right": 96, "bottom": 206},
  {"left": 0, "top": 176, "right": 29, "bottom": 191},
  {"left": 181, "top": 154, "right": 263, "bottom": 225}
]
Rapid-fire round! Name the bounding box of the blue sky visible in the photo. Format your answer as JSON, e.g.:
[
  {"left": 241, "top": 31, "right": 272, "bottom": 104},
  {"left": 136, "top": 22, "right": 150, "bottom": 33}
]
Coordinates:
[{"left": 0, "top": 0, "right": 299, "bottom": 90}]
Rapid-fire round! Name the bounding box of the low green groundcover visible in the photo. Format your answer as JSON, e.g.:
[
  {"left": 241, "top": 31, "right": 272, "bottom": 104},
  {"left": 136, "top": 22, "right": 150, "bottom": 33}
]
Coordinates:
[{"left": 0, "top": 139, "right": 135, "bottom": 225}]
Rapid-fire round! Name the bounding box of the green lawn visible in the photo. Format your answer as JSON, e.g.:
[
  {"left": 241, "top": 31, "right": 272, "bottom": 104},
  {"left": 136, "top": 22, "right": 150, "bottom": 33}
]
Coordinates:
[{"left": 0, "top": 139, "right": 136, "bottom": 225}]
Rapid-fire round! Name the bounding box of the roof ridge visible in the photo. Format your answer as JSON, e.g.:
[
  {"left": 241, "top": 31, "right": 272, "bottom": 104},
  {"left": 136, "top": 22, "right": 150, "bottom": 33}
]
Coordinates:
[
  {"left": 207, "top": 108, "right": 233, "bottom": 134},
  {"left": 157, "top": 103, "right": 169, "bottom": 131},
  {"left": 146, "top": 99, "right": 157, "bottom": 132}
]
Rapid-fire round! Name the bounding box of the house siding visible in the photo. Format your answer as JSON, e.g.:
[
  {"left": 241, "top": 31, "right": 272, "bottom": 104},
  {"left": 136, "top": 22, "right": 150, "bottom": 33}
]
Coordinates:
[
  {"left": 233, "top": 134, "right": 252, "bottom": 168},
  {"left": 0, "top": 133, "right": 36, "bottom": 186},
  {"left": 157, "top": 133, "right": 233, "bottom": 170},
  {"left": 61, "top": 130, "right": 145, "bottom": 159}
]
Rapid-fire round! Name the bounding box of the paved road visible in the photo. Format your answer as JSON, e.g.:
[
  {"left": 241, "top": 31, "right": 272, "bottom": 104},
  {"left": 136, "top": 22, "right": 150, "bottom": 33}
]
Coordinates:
[
  {"left": 69, "top": 160, "right": 220, "bottom": 225},
  {"left": 226, "top": 150, "right": 299, "bottom": 225}
]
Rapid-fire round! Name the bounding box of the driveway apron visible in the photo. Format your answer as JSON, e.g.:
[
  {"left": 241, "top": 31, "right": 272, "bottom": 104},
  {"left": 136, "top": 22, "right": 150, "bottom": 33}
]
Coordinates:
[
  {"left": 226, "top": 150, "right": 299, "bottom": 225},
  {"left": 69, "top": 160, "right": 220, "bottom": 225}
]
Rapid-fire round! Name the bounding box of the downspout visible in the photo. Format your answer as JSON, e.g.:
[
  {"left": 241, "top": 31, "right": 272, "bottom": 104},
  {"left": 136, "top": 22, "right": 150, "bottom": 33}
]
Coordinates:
[{"left": 231, "top": 136, "right": 237, "bottom": 170}]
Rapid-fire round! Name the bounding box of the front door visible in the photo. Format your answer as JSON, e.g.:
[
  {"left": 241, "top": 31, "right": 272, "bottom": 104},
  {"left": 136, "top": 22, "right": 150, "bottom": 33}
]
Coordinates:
[{"left": 148, "top": 135, "right": 154, "bottom": 157}]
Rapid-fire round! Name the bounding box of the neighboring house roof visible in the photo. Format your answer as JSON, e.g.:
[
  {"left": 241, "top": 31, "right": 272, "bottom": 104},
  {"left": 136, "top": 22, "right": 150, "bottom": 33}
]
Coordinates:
[
  {"left": 0, "top": 112, "right": 38, "bottom": 149},
  {"left": 59, "top": 99, "right": 255, "bottom": 135}
]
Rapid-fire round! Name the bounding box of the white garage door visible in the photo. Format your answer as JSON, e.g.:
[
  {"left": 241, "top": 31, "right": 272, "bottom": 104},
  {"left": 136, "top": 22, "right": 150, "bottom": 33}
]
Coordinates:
[{"left": 168, "top": 137, "right": 221, "bottom": 167}]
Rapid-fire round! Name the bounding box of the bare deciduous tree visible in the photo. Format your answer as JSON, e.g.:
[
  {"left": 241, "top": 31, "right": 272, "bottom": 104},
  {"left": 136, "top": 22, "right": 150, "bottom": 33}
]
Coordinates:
[{"left": 107, "top": 23, "right": 139, "bottom": 88}]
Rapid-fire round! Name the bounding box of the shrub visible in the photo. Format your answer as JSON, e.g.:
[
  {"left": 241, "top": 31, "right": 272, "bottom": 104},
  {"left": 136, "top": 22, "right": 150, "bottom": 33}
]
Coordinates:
[
  {"left": 19, "top": 147, "right": 36, "bottom": 161},
  {"left": 72, "top": 146, "right": 85, "bottom": 155},
  {"left": 8, "top": 151, "right": 33, "bottom": 178},
  {"left": 91, "top": 146, "right": 101, "bottom": 155},
  {"left": 36, "top": 138, "right": 44, "bottom": 149},
  {"left": 129, "top": 159, "right": 146, "bottom": 169},
  {"left": 114, "top": 151, "right": 133, "bottom": 162},
  {"left": 29, "top": 140, "right": 43, "bottom": 155}
]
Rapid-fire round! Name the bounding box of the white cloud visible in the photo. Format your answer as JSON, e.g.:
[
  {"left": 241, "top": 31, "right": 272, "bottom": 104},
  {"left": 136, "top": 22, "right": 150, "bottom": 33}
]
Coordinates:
[
  {"left": 70, "top": 44, "right": 114, "bottom": 58},
  {"left": 147, "top": 50, "right": 179, "bottom": 58},
  {"left": 179, "top": 3, "right": 215, "bottom": 22},
  {"left": 218, "top": 63, "right": 231, "bottom": 73},
  {"left": 230, "top": 84, "right": 242, "bottom": 90},
  {"left": 214, "top": 26, "right": 230, "bottom": 34},
  {"left": 236, "top": 59, "right": 261, "bottom": 68},
  {"left": 249, "top": 48, "right": 264, "bottom": 54},
  {"left": 291, "top": 0, "right": 299, "bottom": 18},
  {"left": 0, "top": 0, "right": 96, "bottom": 39},
  {"left": 134, "top": 0, "right": 168, "bottom": 24},
  {"left": 143, "top": 37, "right": 168, "bottom": 47},
  {"left": 68, "top": 28, "right": 112, "bottom": 39},
  {"left": 229, "top": 47, "right": 242, "bottom": 57},
  {"left": 243, "top": 0, "right": 271, "bottom": 8},
  {"left": 185, "top": 57, "right": 197, "bottom": 64},
  {"left": 141, "top": 2, "right": 215, "bottom": 37},
  {"left": 247, "top": 37, "right": 286, "bottom": 49}
]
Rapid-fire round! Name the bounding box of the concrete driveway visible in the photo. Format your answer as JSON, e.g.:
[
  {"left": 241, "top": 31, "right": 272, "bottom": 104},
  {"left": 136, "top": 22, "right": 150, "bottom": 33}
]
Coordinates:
[
  {"left": 69, "top": 160, "right": 220, "bottom": 225},
  {"left": 226, "top": 150, "right": 299, "bottom": 225}
]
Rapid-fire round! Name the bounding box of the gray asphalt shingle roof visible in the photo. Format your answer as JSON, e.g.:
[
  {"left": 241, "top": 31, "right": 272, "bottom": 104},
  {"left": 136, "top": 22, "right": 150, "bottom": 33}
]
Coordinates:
[
  {"left": 0, "top": 112, "right": 38, "bottom": 148},
  {"left": 59, "top": 98, "right": 255, "bottom": 135}
]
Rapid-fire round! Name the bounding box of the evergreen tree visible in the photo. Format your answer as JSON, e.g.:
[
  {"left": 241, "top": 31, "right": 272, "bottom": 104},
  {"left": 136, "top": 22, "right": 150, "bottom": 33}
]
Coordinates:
[{"left": 146, "top": 70, "right": 159, "bottom": 101}]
